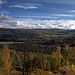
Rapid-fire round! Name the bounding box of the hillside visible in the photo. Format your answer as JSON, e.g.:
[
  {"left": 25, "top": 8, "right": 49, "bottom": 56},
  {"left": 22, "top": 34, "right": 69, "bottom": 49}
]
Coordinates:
[
  {"left": 0, "top": 28, "right": 75, "bottom": 53},
  {"left": 0, "top": 28, "right": 75, "bottom": 75},
  {"left": 0, "top": 28, "right": 75, "bottom": 42}
]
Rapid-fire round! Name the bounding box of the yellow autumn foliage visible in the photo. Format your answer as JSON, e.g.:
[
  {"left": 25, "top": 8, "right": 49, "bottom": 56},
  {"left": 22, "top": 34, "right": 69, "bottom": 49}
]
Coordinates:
[{"left": 1, "top": 45, "right": 12, "bottom": 74}]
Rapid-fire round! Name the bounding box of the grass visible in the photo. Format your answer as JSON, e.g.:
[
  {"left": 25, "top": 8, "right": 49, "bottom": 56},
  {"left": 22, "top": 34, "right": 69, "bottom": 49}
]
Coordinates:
[
  {"left": 44, "top": 34, "right": 73, "bottom": 38},
  {"left": 0, "top": 42, "right": 24, "bottom": 44}
]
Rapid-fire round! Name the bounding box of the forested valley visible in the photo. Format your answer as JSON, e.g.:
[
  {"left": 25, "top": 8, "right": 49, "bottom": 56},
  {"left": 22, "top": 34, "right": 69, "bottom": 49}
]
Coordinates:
[{"left": 0, "top": 28, "right": 75, "bottom": 75}]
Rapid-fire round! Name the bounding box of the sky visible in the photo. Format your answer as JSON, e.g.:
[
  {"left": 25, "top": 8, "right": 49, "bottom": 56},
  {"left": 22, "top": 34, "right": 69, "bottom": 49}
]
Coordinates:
[{"left": 0, "top": 0, "right": 75, "bottom": 29}]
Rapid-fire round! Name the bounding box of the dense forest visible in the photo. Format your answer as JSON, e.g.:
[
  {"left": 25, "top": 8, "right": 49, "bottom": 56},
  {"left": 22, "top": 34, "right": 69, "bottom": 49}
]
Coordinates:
[{"left": 0, "top": 28, "right": 75, "bottom": 75}]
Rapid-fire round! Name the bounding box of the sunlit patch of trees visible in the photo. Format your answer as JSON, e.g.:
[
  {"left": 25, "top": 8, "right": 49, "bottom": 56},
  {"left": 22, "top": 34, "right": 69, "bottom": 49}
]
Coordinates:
[{"left": 0, "top": 44, "right": 75, "bottom": 75}]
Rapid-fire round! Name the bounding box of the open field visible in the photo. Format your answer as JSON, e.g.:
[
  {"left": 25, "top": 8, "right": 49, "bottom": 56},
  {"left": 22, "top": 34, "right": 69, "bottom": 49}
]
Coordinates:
[{"left": 0, "top": 42, "right": 24, "bottom": 44}]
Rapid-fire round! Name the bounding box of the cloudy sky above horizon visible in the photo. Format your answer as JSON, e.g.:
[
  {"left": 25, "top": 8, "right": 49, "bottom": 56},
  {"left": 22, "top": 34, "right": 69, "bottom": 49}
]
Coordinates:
[{"left": 0, "top": 0, "right": 75, "bottom": 29}]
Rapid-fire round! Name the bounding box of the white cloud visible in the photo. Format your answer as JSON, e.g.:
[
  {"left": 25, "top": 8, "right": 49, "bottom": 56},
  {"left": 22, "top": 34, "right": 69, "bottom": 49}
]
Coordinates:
[
  {"left": 18, "top": 14, "right": 75, "bottom": 18},
  {"left": 16, "top": 15, "right": 57, "bottom": 19},
  {"left": 0, "top": 14, "right": 12, "bottom": 22},
  {"left": 9, "top": 3, "right": 41, "bottom": 9},
  {"left": 0, "top": 0, "right": 3, "bottom": 4},
  {"left": 22, "top": 3, "right": 41, "bottom": 6},
  {"left": 0, "top": 0, "right": 6, "bottom": 5},
  {"left": 0, "top": 14, "right": 24, "bottom": 28},
  {"left": 10, "top": 5, "right": 38, "bottom": 9},
  {"left": 70, "top": 10, "right": 75, "bottom": 13},
  {"left": 0, "top": 15, "right": 75, "bottom": 29},
  {"left": 16, "top": 19, "right": 75, "bottom": 29},
  {"left": 53, "top": 14, "right": 74, "bottom": 17},
  {"left": 0, "top": 11, "right": 9, "bottom": 14}
]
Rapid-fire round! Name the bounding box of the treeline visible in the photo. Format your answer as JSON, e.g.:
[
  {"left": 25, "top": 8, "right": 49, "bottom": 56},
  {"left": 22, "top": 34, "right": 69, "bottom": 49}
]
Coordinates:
[
  {"left": 0, "top": 28, "right": 75, "bottom": 42},
  {"left": 0, "top": 35, "right": 74, "bottom": 56},
  {"left": 0, "top": 44, "right": 75, "bottom": 75},
  {"left": 0, "top": 28, "right": 38, "bottom": 42},
  {"left": 41, "top": 35, "right": 75, "bottom": 46}
]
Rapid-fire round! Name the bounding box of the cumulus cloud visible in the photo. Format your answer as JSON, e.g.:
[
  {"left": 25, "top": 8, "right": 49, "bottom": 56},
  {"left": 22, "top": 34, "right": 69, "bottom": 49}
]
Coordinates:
[
  {"left": 0, "top": 14, "right": 25, "bottom": 28},
  {"left": 15, "top": 19, "right": 75, "bottom": 29},
  {"left": 0, "top": 15, "right": 75, "bottom": 29},
  {"left": 0, "top": 14, "right": 12, "bottom": 22},
  {"left": 9, "top": 3, "right": 41, "bottom": 9}
]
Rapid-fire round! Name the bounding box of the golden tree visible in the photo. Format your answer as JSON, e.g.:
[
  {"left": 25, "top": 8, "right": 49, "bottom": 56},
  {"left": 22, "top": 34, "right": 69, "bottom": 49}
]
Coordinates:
[
  {"left": 1, "top": 45, "right": 11, "bottom": 75},
  {"left": 52, "top": 46, "right": 63, "bottom": 72},
  {"left": 64, "top": 45, "right": 70, "bottom": 66},
  {"left": 56, "top": 46, "right": 63, "bottom": 72}
]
